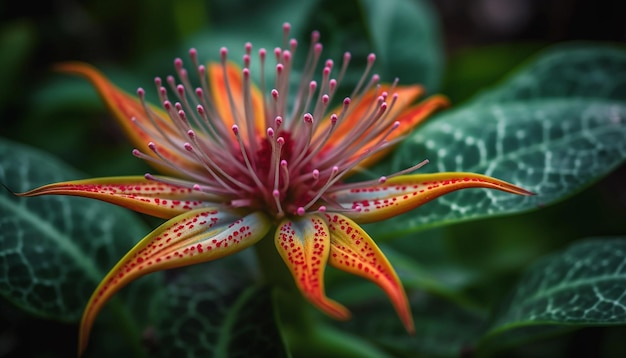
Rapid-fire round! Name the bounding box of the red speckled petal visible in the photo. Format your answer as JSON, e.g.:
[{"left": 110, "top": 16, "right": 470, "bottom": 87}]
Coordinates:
[
  {"left": 274, "top": 214, "right": 350, "bottom": 321},
  {"left": 330, "top": 172, "right": 534, "bottom": 224},
  {"left": 324, "top": 213, "right": 414, "bottom": 333},
  {"left": 78, "top": 208, "right": 271, "bottom": 356},
  {"left": 17, "top": 176, "right": 216, "bottom": 219},
  {"left": 55, "top": 62, "right": 202, "bottom": 177}
]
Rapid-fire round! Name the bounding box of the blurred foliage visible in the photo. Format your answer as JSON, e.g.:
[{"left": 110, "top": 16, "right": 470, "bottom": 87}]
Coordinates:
[{"left": 1, "top": 0, "right": 625, "bottom": 357}]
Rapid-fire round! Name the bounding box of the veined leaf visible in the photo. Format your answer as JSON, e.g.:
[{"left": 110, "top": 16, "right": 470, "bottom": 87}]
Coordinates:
[
  {"left": 336, "top": 293, "right": 484, "bottom": 358},
  {"left": 360, "top": 0, "right": 443, "bottom": 92},
  {"left": 369, "top": 45, "right": 626, "bottom": 238},
  {"left": 484, "top": 238, "right": 626, "bottom": 338},
  {"left": 473, "top": 43, "right": 626, "bottom": 103},
  {"left": 0, "top": 138, "right": 162, "bottom": 355},
  {"left": 154, "top": 259, "right": 288, "bottom": 358}
]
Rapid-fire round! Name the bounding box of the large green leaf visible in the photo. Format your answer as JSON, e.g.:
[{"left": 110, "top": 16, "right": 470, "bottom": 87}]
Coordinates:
[
  {"left": 336, "top": 293, "right": 484, "bottom": 358},
  {"left": 154, "top": 256, "right": 288, "bottom": 358},
  {"left": 368, "top": 45, "right": 626, "bottom": 238},
  {"left": 473, "top": 44, "right": 626, "bottom": 103},
  {"left": 0, "top": 138, "right": 162, "bottom": 355},
  {"left": 359, "top": 0, "right": 443, "bottom": 92},
  {"left": 483, "top": 237, "right": 626, "bottom": 340}
]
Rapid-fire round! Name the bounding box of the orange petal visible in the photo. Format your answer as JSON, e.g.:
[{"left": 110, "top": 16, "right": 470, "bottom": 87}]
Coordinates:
[
  {"left": 78, "top": 208, "right": 271, "bottom": 356},
  {"left": 55, "top": 62, "right": 200, "bottom": 177},
  {"left": 208, "top": 61, "right": 265, "bottom": 140},
  {"left": 16, "top": 176, "right": 214, "bottom": 219},
  {"left": 324, "top": 213, "right": 414, "bottom": 333},
  {"left": 274, "top": 214, "right": 350, "bottom": 320},
  {"left": 330, "top": 172, "right": 534, "bottom": 224}
]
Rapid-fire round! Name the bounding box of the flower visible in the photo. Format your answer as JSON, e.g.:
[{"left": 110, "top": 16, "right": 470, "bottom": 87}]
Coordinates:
[{"left": 19, "top": 23, "right": 532, "bottom": 354}]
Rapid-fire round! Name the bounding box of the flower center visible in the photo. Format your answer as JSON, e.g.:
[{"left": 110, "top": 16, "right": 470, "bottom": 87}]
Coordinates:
[
  {"left": 248, "top": 130, "right": 317, "bottom": 214},
  {"left": 131, "top": 23, "right": 430, "bottom": 220}
]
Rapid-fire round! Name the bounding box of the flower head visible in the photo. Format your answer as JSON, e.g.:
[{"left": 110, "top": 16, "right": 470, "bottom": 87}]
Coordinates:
[{"left": 19, "top": 23, "right": 532, "bottom": 355}]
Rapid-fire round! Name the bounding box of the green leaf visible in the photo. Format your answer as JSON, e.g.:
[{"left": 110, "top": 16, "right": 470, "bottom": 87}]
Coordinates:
[
  {"left": 483, "top": 237, "right": 626, "bottom": 340},
  {"left": 369, "top": 45, "right": 626, "bottom": 238},
  {"left": 359, "top": 0, "right": 443, "bottom": 92},
  {"left": 381, "top": 245, "right": 483, "bottom": 312},
  {"left": 473, "top": 43, "right": 626, "bottom": 103},
  {"left": 336, "top": 294, "right": 484, "bottom": 358},
  {"left": 0, "top": 138, "right": 162, "bottom": 355},
  {"left": 189, "top": 0, "right": 320, "bottom": 62},
  {"left": 154, "top": 257, "right": 288, "bottom": 358},
  {"left": 442, "top": 43, "right": 546, "bottom": 104}
]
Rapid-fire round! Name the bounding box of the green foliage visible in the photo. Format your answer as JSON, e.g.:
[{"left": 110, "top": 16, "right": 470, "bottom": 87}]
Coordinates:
[
  {"left": 360, "top": 0, "right": 443, "bottom": 92},
  {"left": 0, "top": 139, "right": 162, "bottom": 355},
  {"left": 155, "top": 259, "right": 288, "bottom": 358},
  {"left": 488, "top": 238, "right": 626, "bottom": 332},
  {"left": 368, "top": 44, "right": 626, "bottom": 238}
]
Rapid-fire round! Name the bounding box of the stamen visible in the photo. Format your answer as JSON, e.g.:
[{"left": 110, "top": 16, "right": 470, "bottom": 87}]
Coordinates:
[
  {"left": 290, "top": 33, "right": 323, "bottom": 122},
  {"left": 282, "top": 22, "right": 291, "bottom": 49},
  {"left": 299, "top": 113, "right": 338, "bottom": 165},
  {"left": 300, "top": 166, "right": 340, "bottom": 211},
  {"left": 280, "top": 160, "right": 289, "bottom": 191},
  {"left": 142, "top": 173, "right": 225, "bottom": 200},
  {"left": 220, "top": 48, "right": 244, "bottom": 135},
  {"left": 273, "top": 189, "right": 284, "bottom": 218},
  {"left": 135, "top": 89, "right": 187, "bottom": 157},
  {"left": 242, "top": 67, "right": 257, "bottom": 153},
  {"left": 291, "top": 113, "right": 315, "bottom": 163},
  {"left": 271, "top": 89, "right": 280, "bottom": 119},
  {"left": 184, "top": 134, "right": 253, "bottom": 193},
  {"left": 333, "top": 160, "right": 430, "bottom": 192},
  {"left": 268, "top": 132, "right": 284, "bottom": 186},
  {"left": 131, "top": 145, "right": 206, "bottom": 184},
  {"left": 351, "top": 53, "right": 377, "bottom": 99},
  {"left": 232, "top": 125, "right": 265, "bottom": 191},
  {"left": 274, "top": 115, "right": 283, "bottom": 130},
  {"left": 258, "top": 48, "right": 269, "bottom": 128}
]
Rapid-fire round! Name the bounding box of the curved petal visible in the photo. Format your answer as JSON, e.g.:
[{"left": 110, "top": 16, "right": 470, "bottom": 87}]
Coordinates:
[
  {"left": 274, "top": 214, "right": 350, "bottom": 321},
  {"left": 17, "top": 176, "right": 216, "bottom": 219},
  {"left": 330, "top": 172, "right": 534, "bottom": 224},
  {"left": 324, "top": 213, "right": 414, "bottom": 333},
  {"left": 79, "top": 208, "right": 271, "bottom": 355},
  {"left": 208, "top": 61, "right": 266, "bottom": 139},
  {"left": 55, "top": 62, "right": 201, "bottom": 176}
]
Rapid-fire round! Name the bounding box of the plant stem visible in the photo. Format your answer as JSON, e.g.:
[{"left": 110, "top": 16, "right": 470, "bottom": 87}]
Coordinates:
[{"left": 253, "top": 234, "right": 390, "bottom": 358}]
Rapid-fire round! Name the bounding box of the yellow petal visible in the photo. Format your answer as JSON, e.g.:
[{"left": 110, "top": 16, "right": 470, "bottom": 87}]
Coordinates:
[
  {"left": 274, "top": 214, "right": 350, "bottom": 320},
  {"left": 330, "top": 172, "right": 534, "bottom": 223},
  {"left": 55, "top": 62, "right": 201, "bottom": 177},
  {"left": 17, "top": 176, "right": 214, "bottom": 219},
  {"left": 78, "top": 208, "right": 271, "bottom": 355},
  {"left": 325, "top": 213, "right": 414, "bottom": 333}
]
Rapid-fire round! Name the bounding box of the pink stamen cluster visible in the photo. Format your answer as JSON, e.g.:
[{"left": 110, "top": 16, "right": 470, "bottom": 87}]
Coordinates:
[{"left": 131, "top": 23, "right": 427, "bottom": 219}]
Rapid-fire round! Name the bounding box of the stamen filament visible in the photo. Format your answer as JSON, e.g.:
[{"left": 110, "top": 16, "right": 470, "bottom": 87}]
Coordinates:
[{"left": 232, "top": 125, "right": 266, "bottom": 192}]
